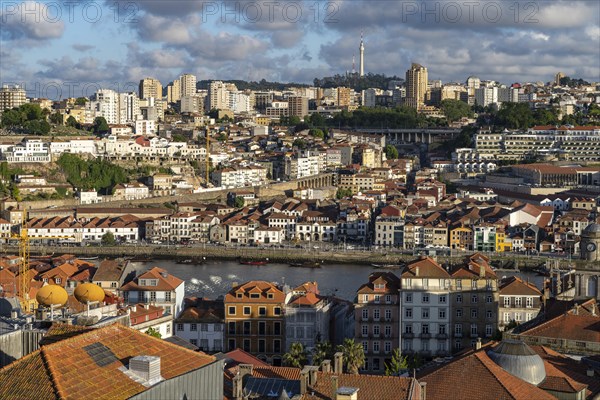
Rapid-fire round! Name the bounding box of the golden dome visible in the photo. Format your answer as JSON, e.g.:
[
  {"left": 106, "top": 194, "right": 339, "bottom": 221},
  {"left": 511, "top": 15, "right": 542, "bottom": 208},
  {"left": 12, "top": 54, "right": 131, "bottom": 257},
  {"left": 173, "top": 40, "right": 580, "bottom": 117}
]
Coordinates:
[
  {"left": 74, "top": 283, "right": 106, "bottom": 304},
  {"left": 36, "top": 285, "right": 68, "bottom": 307}
]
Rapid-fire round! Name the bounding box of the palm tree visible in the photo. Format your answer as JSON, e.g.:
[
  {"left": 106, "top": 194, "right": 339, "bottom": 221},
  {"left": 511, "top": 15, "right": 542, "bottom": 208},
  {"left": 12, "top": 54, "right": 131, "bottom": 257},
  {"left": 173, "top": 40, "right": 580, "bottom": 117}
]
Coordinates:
[
  {"left": 337, "top": 338, "right": 365, "bottom": 374},
  {"left": 311, "top": 341, "right": 334, "bottom": 366},
  {"left": 283, "top": 342, "right": 308, "bottom": 368}
]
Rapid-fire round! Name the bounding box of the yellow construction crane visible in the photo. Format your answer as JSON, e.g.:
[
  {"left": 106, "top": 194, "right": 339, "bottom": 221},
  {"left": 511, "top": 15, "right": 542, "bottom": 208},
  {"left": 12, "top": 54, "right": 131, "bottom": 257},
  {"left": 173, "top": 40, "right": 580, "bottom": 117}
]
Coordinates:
[{"left": 12, "top": 208, "right": 75, "bottom": 313}]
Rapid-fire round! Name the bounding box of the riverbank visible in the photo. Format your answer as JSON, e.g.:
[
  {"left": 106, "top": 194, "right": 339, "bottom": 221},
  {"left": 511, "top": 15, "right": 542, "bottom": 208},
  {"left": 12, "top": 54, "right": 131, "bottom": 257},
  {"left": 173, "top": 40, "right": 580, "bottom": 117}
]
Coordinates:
[{"left": 5, "top": 244, "right": 594, "bottom": 270}]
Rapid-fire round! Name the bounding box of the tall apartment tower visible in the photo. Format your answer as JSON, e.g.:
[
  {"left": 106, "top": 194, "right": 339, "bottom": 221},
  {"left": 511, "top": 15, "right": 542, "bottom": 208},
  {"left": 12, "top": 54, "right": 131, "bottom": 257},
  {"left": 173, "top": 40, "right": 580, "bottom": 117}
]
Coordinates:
[
  {"left": 0, "top": 85, "right": 27, "bottom": 112},
  {"left": 359, "top": 33, "right": 365, "bottom": 77},
  {"left": 139, "top": 77, "right": 162, "bottom": 100},
  {"left": 288, "top": 96, "right": 308, "bottom": 119},
  {"left": 405, "top": 63, "right": 428, "bottom": 110},
  {"left": 167, "top": 79, "right": 181, "bottom": 104},
  {"left": 180, "top": 74, "right": 197, "bottom": 98},
  {"left": 207, "top": 81, "right": 230, "bottom": 111}
]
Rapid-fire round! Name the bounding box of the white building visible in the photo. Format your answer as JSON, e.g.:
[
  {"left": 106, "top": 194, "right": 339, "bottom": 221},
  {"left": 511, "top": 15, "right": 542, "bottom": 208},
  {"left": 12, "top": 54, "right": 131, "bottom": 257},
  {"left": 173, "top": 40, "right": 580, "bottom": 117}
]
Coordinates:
[
  {"left": 120, "top": 267, "right": 186, "bottom": 316},
  {"left": 474, "top": 87, "right": 498, "bottom": 107},
  {"left": 284, "top": 282, "right": 331, "bottom": 352},
  {"left": 174, "top": 299, "right": 224, "bottom": 352},
  {"left": 119, "top": 92, "right": 141, "bottom": 124},
  {"left": 1, "top": 139, "right": 51, "bottom": 163},
  {"left": 211, "top": 165, "right": 268, "bottom": 188},
  {"left": 89, "top": 89, "right": 120, "bottom": 124},
  {"left": 400, "top": 257, "right": 452, "bottom": 357},
  {"left": 128, "top": 303, "right": 174, "bottom": 339},
  {"left": 254, "top": 226, "right": 284, "bottom": 244},
  {"left": 135, "top": 120, "right": 156, "bottom": 135},
  {"left": 113, "top": 182, "right": 149, "bottom": 200},
  {"left": 78, "top": 190, "right": 102, "bottom": 204}
]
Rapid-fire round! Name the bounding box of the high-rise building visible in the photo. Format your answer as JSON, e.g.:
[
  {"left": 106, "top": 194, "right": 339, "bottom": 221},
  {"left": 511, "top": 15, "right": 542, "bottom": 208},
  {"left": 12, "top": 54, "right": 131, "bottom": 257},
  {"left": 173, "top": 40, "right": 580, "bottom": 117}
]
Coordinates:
[
  {"left": 119, "top": 92, "right": 140, "bottom": 124},
  {"left": 405, "top": 63, "right": 428, "bottom": 110},
  {"left": 0, "top": 85, "right": 27, "bottom": 112},
  {"left": 288, "top": 96, "right": 308, "bottom": 118},
  {"left": 180, "top": 74, "right": 197, "bottom": 98},
  {"left": 207, "top": 81, "right": 230, "bottom": 111},
  {"left": 89, "top": 89, "right": 119, "bottom": 124},
  {"left": 337, "top": 87, "right": 354, "bottom": 107},
  {"left": 167, "top": 79, "right": 181, "bottom": 104},
  {"left": 138, "top": 77, "right": 162, "bottom": 100},
  {"left": 474, "top": 87, "right": 499, "bottom": 107}
]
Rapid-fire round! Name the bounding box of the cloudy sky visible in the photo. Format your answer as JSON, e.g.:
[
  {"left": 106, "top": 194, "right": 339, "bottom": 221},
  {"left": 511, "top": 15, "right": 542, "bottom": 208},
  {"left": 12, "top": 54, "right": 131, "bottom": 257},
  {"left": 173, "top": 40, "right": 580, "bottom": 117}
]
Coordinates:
[{"left": 1, "top": 0, "right": 599, "bottom": 99}]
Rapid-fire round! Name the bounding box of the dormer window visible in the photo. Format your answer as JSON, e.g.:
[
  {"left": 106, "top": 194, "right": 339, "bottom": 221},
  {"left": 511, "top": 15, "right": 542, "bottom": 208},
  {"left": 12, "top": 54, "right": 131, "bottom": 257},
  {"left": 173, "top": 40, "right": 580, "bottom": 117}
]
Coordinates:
[
  {"left": 250, "top": 293, "right": 260, "bottom": 299},
  {"left": 374, "top": 283, "right": 385, "bottom": 290},
  {"left": 267, "top": 293, "right": 274, "bottom": 299},
  {"left": 236, "top": 293, "right": 243, "bottom": 298}
]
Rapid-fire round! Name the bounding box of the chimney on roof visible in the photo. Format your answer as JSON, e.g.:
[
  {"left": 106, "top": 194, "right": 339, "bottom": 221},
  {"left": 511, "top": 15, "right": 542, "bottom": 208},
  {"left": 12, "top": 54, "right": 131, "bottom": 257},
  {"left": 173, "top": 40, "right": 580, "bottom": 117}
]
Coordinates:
[
  {"left": 475, "top": 338, "right": 482, "bottom": 350},
  {"left": 321, "top": 359, "right": 331, "bottom": 373},
  {"left": 300, "top": 368, "right": 309, "bottom": 395},
  {"left": 419, "top": 382, "right": 427, "bottom": 400},
  {"left": 160, "top": 272, "right": 168, "bottom": 278},
  {"left": 334, "top": 352, "right": 343, "bottom": 374},
  {"left": 415, "top": 266, "right": 420, "bottom": 277},
  {"left": 479, "top": 265, "right": 485, "bottom": 278},
  {"left": 128, "top": 355, "right": 163, "bottom": 386},
  {"left": 332, "top": 376, "right": 339, "bottom": 397},
  {"left": 232, "top": 281, "right": 238, "bottom": 288},
  {"left": 232, "top": 374, "right": 243, "bottom": 400}
]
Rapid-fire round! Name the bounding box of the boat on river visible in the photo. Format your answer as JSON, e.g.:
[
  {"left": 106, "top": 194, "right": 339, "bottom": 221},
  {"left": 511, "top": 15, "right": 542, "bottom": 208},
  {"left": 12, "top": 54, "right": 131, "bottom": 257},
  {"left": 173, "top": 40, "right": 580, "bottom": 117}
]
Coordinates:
[{"left": 290, "top": 261, "right": 322, "bottom": 268}]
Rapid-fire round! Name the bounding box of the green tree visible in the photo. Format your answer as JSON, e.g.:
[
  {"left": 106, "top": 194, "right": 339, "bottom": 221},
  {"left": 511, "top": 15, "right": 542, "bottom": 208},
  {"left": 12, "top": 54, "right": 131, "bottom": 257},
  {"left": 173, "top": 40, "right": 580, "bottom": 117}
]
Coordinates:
[
  {"left": 496, "top": 102, "right": 534, "bottom": 129},
  {"left": 309, "top": 113, "right": 326, "bottom": 127},
  {"left": 311, "top": 341, "right": 334, "bottom": 366},
  {"left": 66, "top": 116, "right": 79, "bottom": 128},
  {"left": 283, "top": 342, "right": 308, "bottom": 368},
  {"left": 337, "top": 338, "right": 365, "bottom": 374},
  {"left": 385, "top": 349, "right": 409, "bottom": 376},
  {"left": 11, "top": 185, "right": 21, "bottom": 201},
  {"left": 24, "top": 119, "right": 51, "bottom": 135},
  {"left": 145, "top": 327, "right": 162, "bottom": 338},
  {"left": 309, "top": 128, "right": 325, "bottom": 139},
  {"left": 49, "top": 112, "right": 64, "bottom": 125},
  {"left": 75, "top": 97, "right": 88, "bottom": 106},
  {"left": 0, "top": 109, "right": 24, "bottom": 127},
  {"left": 336, "top": 188, "right": 352, "bottom": 199},
  {"left": 385, "top": 144, "right": 399, "bottom": 160},
  {"left": 101, "top": 231, "right": 116, "bottom": 246},
  {"left": 93, "top": 117, "right": 109, "bottom": 134},
  {"left": 233, "top": 196, "right": 245, "bottom": 208},
  {"left": 19, "top": 103, "right": 43, "bottom": 121},
  {"left": 172, "top": 133, "right": 187, "bottom": 142},
  {"left": 440, "top": 99, "right": 473, "bottom": 122},
  {"left": 292, "top": 138, "right": 307, "bottom": 149}
]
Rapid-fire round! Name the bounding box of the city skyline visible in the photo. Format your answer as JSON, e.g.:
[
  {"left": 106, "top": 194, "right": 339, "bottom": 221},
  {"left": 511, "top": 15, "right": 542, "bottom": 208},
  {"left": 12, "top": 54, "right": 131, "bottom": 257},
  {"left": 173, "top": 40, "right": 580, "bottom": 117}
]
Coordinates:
[{"left": 1, "top": 0, "right": 599, "bottom": 97}]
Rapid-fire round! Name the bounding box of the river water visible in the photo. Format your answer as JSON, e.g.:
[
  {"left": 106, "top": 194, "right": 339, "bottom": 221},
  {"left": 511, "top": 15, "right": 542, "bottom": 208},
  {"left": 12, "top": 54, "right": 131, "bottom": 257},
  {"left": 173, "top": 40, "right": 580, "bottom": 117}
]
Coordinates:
[{"left": 128, "top": 260, "right": 546, "bottom": 302}]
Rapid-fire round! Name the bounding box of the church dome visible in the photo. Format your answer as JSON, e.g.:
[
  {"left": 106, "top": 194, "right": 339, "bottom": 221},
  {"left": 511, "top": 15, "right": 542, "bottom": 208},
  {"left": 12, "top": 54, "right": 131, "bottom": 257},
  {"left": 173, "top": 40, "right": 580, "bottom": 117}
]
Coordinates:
[
  {"left": 487, "top": 340, "right": 546, "bottom": 385},
  {"left": 582, "top": 223, "right": 600, "bottom": 237}
]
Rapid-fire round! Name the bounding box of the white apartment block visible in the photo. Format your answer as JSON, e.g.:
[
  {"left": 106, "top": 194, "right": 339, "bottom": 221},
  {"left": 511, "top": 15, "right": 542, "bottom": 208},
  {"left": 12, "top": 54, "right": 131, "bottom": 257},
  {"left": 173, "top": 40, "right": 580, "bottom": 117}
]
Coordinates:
[
  {"left": 49, "top": 139, "right": 98, "bottom": 157},
  {"left": 254, "top": 227, "right": 284, "bottom": 244},
  {"left": 89, "top": 89, "right": 120, "bottom": 124},
  {"left": 211, "top": 165, "right": 267, "bottom": 188},
  {"left": 284, "top": 283, "right": 331, "bottom": 352},
  {"left": 119, "top": 92, "right": 141, "bottom": 124},
  {"left": 474, "top": 87, "right": 498, "bottom": 107},
  {"left": 0, "top": 85, "right": 27, "bottom": 111},
  {"left": 174, "top": 299, "right": 224, "bottom": 352},
  {"left": 207, "top": 81, "right": 230, "bottom": 111},
  {"left": 400, "top": 257, "right": 452, "bottom": 357},
  {"left": 135, "top": 119, "right": 156, "bottom": 135}
]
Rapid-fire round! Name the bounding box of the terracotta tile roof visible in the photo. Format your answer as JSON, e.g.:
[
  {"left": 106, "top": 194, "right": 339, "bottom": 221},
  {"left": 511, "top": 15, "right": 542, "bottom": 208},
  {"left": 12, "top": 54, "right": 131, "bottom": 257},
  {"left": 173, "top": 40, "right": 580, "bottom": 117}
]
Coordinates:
[
  {"left": 303, "top": 372, "right": 417, "bottom": 400},
  {"left": 225, "top": 281, "right": 285, "bottom": 303},
  {"left": 356, "top": 272, "right": 400, "bottom": 294},
  {"left": 419, "top": 348, "right": 555, "bottom": 400},
  {"left": 121, "top": 267, "right": 183, "bottom": 292},
  {"left": 521, "top": 309, "right": 600, "bottom": 343},
  {"left": 39, "top": 323, "right": 94, "bottom": 346},
  {"left": 92, "top": 259, "right": 126, "bottom": 282},
  {"left": 0, "top": 350, "right": 57, "bottom": 399},
  {"left": 0, "top": 323, "right": 216, "bottom": 400},
  {"left": 402, "top": 256, "right": 450, "bottom": 278},
  {"left": 499, "top": 276, "right": 542, "bottom": 296},
  {"left": 223, "top": 349, "right": 269, "bottom": 367}
]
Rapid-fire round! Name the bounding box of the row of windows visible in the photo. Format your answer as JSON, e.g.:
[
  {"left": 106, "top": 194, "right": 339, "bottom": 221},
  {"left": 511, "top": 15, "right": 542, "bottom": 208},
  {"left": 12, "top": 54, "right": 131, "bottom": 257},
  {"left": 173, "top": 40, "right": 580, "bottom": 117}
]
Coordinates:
[
  {"left": 361, "top": 309, "right": 394, "bottom": 320},
  {"left": 361, "top": 294, "right": 394, "bottom": 303},
  {"left": 404, "top": 323, "right": 446, "bottom": 335},
  {"left": 176, "top": 323, "right": 222, "bottom": 332},
  {"left": 405, "top": 293, "right": 446, "bottom": 303},
  {"left": 228, "top": 338, "right": 282, "bottom": 354},
  {"left": 361, "top": 341, "right": 393, "bottom": 354},
  {"left": 453, "top": 323, "right": 494, "bottom": 336},
  {"left": 228, "top": 305, "right": 281, "bottom": 315},
  {"left": 227, "top": 321, "right": 282, "bottom": 336},
  {"left": 361, "top": 325, "right": 393, "bottom": 336},
  {"left": 502, "top": 297, "right": 535, "bottom": 307}
]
